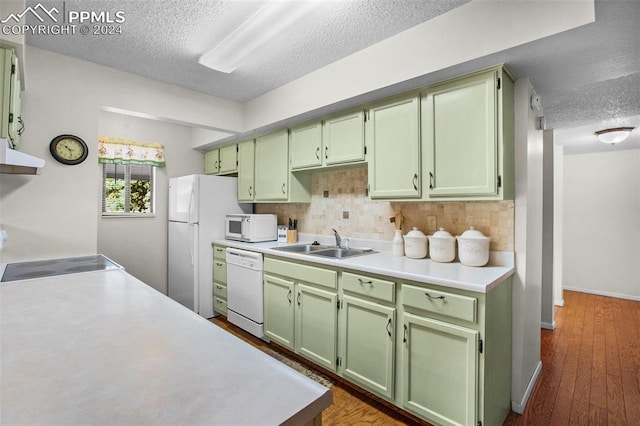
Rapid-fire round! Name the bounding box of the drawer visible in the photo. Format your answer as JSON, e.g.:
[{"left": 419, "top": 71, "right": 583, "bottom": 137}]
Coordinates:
[
  {"left": 213, "top": 259, "right": 227, "bottom": 283},
  {"left": 214, "top": 297, "right": 227, "bottom": 315},
  {"left": 214, "top": 282, "right": 227, "bottom": 300},
  {"left": 402, "top": 284, "right": 477, "bottom": 323},
  {"left": 342, "top": 271, "right": 395, "bottom": 303},
  {"left": 213, "top": 245, "right": 226, "bottom": 260},
  {"left": 265, "top": 257, "right": 337, "bottom": 290}
]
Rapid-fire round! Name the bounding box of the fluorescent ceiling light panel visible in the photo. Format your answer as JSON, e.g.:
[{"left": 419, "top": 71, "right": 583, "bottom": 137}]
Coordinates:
[{"left": 199, "top": 1, "right": 322, "bottom": 73}]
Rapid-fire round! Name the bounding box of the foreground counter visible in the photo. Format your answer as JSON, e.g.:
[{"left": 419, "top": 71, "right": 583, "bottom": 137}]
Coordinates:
[{"left": 0, "top": 268, "right": 331, "bottom": 425}]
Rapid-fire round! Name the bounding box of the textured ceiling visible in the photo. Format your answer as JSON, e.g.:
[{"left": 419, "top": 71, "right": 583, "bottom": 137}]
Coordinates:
[
  {"left": 23, "top": 0, "right": 640, "bottom": 151},
  {"left": 25, "top": 0, "right": 470, "bottom": 102}
]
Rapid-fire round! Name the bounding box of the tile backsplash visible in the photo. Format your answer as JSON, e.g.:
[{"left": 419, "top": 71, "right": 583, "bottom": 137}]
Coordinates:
[{"left": 256, "top": 166, "right": 514, "bottom": 251}]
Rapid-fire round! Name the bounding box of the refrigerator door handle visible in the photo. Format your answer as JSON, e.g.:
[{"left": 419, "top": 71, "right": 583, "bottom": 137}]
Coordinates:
[
  {"left": 188, "top": 187, "right": 195, "bottom": 224},
  {"left": 188, "top": 223, "right": 195, "bottom": 266}
]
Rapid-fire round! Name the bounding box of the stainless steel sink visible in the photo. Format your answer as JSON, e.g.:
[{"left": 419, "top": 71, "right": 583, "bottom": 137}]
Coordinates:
[
  {"left": 309, "top": 248, "right": 375, "bottom": 259},
  {"left": 272, "top": 244, "right": 376, "bottom": 259},
  {"left": 272, "top": 243, "right": 333, "bottom": 253}
]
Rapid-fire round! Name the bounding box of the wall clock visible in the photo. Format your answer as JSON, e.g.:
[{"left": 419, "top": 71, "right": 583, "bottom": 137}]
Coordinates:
[{"left": 49, "top": 134, "right": 88, "bottom": 165}]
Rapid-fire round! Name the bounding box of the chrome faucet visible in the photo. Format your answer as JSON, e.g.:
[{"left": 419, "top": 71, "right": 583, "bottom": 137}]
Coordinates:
[{"left": 331, "top": 228, "right": 342, "bottom": 248}]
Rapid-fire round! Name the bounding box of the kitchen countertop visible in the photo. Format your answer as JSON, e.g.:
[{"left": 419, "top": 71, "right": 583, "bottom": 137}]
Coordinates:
[
  {"left": 215, "top": 237, "right": 515, "bottom": 293},
  {"left": 0, "top": 268, "right": 331, "bottom": 425}
]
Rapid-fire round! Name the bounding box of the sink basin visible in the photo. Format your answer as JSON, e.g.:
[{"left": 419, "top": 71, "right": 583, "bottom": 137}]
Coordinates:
[
  {"left": 309, "top": 248, "right": 375, "bottom": 259},
  {"left": 272, "top": 244, "right": 376, "bottom": 259},
  {"left": 272, "top": 244, "right": 333, "bottom": 253}
]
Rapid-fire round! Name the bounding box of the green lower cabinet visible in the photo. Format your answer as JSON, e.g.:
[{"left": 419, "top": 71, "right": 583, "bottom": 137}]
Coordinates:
[
  {"left": 402, "top": 312, "right": 479, "bottom": 426},
  {"left": 295, "top": 283, "right": 338, "bottom": 371},
  {"left": 264, "top": 274, "right": 295, "bottom": 350},
  {"left": 340, "top": 295, "right": 395, "bottom": 400}
]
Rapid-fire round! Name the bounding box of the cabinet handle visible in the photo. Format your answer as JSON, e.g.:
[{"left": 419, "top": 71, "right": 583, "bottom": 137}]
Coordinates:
[
  {"left": 403, "top": 324, "right": 408, "bottom": 343},
  {"left": 325, "top": 146, "right": 328, "bottom": 159},
  {"left": 287, "top": 289, "right": 292, "bottom": 304},
  {"left": 358, "top": 278, "right": 373, "bottom": 285},
  {"left": 281, "top": 183, "right": 286, "bottom": 194},
  {"left": 424, "top": 292, "right": 445, "bottom": 300},
  {"left": 315, "top": 147, "right": 320, "bottom": 160},
  {"left": 429, "top": 172, "right": 434, "bottom": 189},
  {"left": 297, "top": 292, "right": 301, "bottom": 306},
  {"left": 386, "top": 318, "right": 392, "bottom": 337},
  {"left": 214, "top": 160, "right": 219, "bottom": 168},
  {"left": 17, "top": 117, "right": 24, "bottom": 135},
  {"left": 412, "top": 173, "right": 418, "bottom": 190},
  {"left": 248, "top": 186, "right": 253, "bottom": 197}
]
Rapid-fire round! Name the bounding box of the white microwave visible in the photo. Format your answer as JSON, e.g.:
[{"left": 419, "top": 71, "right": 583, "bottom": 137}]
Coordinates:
[{"left": 225, "top": 214, "right": 278, "bottom": 242}]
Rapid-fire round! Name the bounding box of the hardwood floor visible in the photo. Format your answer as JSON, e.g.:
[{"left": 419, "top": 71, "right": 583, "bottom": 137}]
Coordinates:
[
  {"left": 211, "top": 290, "right": 640, "bottom": 425},
  {"left": 504, "top": 290, "right": 640, "bottom": 425}
]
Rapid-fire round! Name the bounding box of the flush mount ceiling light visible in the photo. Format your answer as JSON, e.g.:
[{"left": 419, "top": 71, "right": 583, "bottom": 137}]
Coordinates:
[
  {"left": 199, "top": 1, "right": 323, "bottom": 74},
  {"left": 594, "top": 127, "right": 635, "bottom": 145}
]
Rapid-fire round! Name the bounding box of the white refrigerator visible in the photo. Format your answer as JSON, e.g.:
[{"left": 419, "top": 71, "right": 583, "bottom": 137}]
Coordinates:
[{"left": 168, "top": 174, "right": 251, "bottom": 318}]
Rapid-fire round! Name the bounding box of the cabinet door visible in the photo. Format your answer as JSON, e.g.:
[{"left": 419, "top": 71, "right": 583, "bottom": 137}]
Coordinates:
[
  {"left": 290, "top": 122, "right": 322, "bottom": 170},
  {"left": 341, "top": 295, "right": 395, "bottom": 400},
  {"left": 323, "top": 111, "right": 365, "bottom": 166},
  {"left": 237, "top": 140, "right": 255, "bottom": 201},
  {"left": 218, "top": 144, "right": 238, "bottom": 174},
  {"left": 1, "top": 49, "right": 12, "bottom": 145},
  {"left": 204, "top": 149, "right": 219, "bottom": 175},
  {"left": 425, "top": 71, "right": 498, "bottom": 197},
  {"left": 367, "top": 96, "right": 421, "bottom": 199},
  {"left": 255, "top": 131, "right": 289, "bottom": 201},
  {"left": 295, "top": 283, "right": 338, "bottom": 371},
  {"left": 7, "top": 53, "right": 20, "bottom": 149},
  {"left": 402, "top": 313, "right": 478, "bottom": 426},
  {"left": 264, "top": 274, "right": 295, "bottom": 350}
]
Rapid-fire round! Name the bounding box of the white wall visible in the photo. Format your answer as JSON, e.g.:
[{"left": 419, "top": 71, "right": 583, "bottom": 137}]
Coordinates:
[
  {"left": 97, "top": 111, "right": 202, "bottom": 294},
  {"left": 563, "top": 149, "right": 640, "bottom": 300},
  {"left": 511, "top": 78, "right": 543, "bottom": 413},
  {"left": 553, "top": 144, "right": 565, "bottom": 306},
  {"left": 0, "top": 46, "right": 243, "bottom": 262},
  {"left": 243, "top": 1, "right": 594, "bottom": 130},
  {"left": 541, "top": 130, "right": 555, "bottom": 329}
]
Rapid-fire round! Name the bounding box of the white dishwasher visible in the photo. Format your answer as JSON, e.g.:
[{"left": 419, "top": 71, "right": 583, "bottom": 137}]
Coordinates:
[{"left": 226, "top": 248, "right": 266, "bottom": 339}]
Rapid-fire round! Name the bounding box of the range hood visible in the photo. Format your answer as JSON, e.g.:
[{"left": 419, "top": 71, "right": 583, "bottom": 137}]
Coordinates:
[{"left": 0, "top": 139, "right": 45, "bottom": 175}]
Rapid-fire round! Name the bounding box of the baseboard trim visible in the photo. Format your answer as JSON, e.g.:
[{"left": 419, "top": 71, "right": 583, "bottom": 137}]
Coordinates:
[
  {"left": 563, "top": 286, "right": 640, "bottom": 302},
  {"left": 554, "top": 298, "right": 564, "bottom": 307},
  {"left": 511, "top": 360, "right": 543, "bottom": 414},
  {"left": 541, "top": 321, "right": 556, "bottom": 330}
]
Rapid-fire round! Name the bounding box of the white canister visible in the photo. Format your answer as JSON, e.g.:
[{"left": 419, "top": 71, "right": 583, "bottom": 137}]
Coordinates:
[
  {"left": 403, "top": 227, "right": 428, "bottom": 259},
  {"left": 392, "top": 229, "right": 405, "bottom": 257},
  {"left": 427, "top": 228, "right": 456, "bottom": 263},
  {"left": 456, "top": 226, "right": 491, "bottom": 267}
]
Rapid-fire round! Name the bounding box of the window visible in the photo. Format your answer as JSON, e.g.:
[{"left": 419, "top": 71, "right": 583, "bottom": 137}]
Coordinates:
[{"left": 102, "top": 163, "right": 155, "bottom": 216}]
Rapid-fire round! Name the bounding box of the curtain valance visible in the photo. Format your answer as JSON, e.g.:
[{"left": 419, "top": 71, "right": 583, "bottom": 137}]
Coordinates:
[{"left": 98, "top": 136, "right": 165, "bottom": 167}]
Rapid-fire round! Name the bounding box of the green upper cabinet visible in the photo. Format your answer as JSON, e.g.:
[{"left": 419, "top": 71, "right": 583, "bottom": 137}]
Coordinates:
[
  {"left": 289, "top": 111, "right": 365, "bottom": 172},
  {"left": 1, "top": 48, "right": 21, "bottom": 149},
  {"left": 290, "top": 122, "right": 322, "bottom": 170},
  {"left": 204, "top": 148, "right": 219, "bottom": 175},
  {"left": 237, "top": 140, "right": 255, "bottom": 202},
  {"left": 323, "top": 110, "right": 365, "bottom": 166},
  {"left": 218, "top": 144, "right": 238, "bottom": 174},
  {"left": 423, "top": 66, "right": 514, "bottom": 200},
  {"left": 255, "top": 130, "right": 311, "bottom": 203},
  {"left": 402, "top": 312, "right": 479, "bottom": 426},
  {"left": 367, "top": 95, "right": 421, "bottom": 199},
  {"left": 255, "top": 130, "right": 289, "bottom": 201}
]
